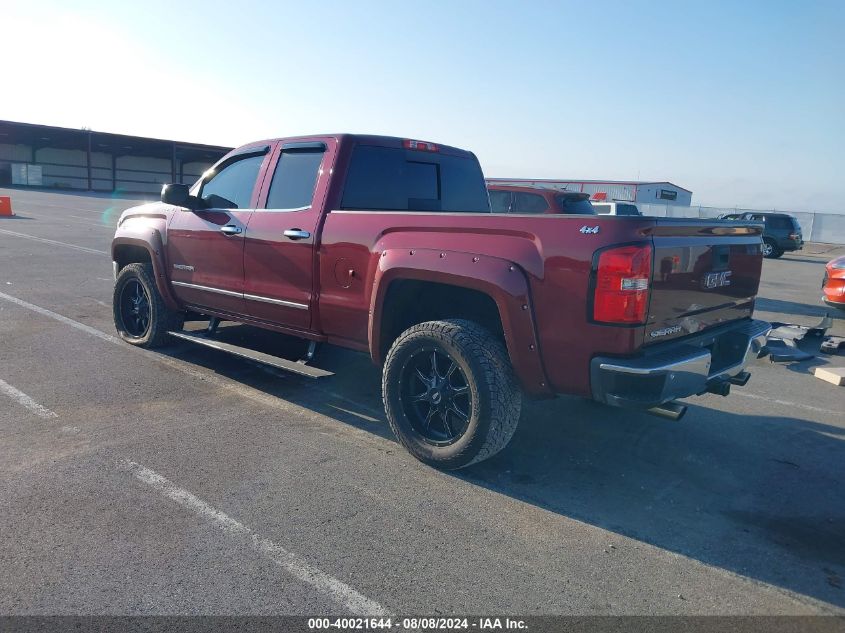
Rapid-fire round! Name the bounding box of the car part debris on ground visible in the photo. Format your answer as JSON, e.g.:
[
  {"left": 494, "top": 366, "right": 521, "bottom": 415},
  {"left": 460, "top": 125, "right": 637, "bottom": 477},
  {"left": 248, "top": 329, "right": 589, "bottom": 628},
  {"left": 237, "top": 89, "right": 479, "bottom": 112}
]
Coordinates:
[
  {"left": 821, "top": 335, "right": 845, "bottom": 354},
  {"left": 813, "top": 366, "right": 845, "bottom": 386},
  {"left": 763, "top": 314, "right": 835, "bottom": 363}
]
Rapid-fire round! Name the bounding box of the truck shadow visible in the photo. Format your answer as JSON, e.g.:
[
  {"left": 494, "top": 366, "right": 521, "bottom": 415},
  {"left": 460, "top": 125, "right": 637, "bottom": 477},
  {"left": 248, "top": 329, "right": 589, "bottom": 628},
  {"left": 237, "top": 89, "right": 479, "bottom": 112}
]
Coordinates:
[
  {"left": 464, "top": 396, "right": 845, "bottom": 609},
  {"left": 161, "top": 327, "right": 845, "bottom": 610}
]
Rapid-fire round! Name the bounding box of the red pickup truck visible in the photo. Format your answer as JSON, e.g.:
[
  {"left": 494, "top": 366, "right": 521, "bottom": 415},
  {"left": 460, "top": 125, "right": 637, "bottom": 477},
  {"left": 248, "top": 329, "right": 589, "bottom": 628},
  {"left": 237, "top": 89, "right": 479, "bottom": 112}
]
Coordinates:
[{"left": 111, "top": 134, "right": 770, "bottom": 469}]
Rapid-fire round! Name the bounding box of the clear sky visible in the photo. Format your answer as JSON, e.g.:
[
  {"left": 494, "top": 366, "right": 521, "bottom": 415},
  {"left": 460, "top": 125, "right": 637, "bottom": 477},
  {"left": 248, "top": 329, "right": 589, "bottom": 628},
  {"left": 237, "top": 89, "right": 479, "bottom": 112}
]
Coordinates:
[{"left": 2, "top": 0, "right": 843, "bottom": 211}]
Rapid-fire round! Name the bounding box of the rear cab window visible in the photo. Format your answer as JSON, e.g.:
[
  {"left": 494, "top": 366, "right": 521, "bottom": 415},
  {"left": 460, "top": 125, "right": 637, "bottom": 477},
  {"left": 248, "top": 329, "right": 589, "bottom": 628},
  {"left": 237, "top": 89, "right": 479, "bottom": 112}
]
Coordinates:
[
  {"left": 555, "top": 195, "right": 596, "bottom": 215},
  {"left": 489, "top": 190, "right": 512, "bottom": 213},
  {"left": 616, "top": 204, "right": 641, "bottom": 216},
  {"left": 341, "top": 145, "right": 490, "bottom": 212},
  {"left": 511, "top": 192, "right": 549, "bottom": 213}
]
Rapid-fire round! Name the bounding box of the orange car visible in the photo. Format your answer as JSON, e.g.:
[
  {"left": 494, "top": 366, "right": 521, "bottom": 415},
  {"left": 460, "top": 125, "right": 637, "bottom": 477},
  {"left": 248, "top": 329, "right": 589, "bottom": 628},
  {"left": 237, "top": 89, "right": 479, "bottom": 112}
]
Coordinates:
[{"left": 823, "top": 256, "right": 845, "bottom": 310}]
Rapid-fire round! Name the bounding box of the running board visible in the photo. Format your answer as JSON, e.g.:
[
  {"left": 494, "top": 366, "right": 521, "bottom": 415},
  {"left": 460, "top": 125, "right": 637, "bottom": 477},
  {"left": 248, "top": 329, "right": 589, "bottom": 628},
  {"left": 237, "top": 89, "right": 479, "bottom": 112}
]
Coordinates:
[{"left": 168, "top": 330, "right": 334, "bottom": 379}]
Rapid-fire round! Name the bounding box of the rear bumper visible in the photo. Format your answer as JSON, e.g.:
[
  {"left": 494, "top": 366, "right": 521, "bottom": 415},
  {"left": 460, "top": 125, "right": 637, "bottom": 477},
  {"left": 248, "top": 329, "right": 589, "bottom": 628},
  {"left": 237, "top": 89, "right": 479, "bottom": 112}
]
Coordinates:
[{"left": 590, "top": 318, "right": 771, "bottom": 408}]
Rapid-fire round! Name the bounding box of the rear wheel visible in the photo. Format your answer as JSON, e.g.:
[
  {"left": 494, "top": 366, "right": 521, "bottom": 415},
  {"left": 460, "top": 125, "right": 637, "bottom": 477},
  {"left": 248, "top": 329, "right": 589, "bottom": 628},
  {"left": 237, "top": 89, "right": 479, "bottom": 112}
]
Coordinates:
[
  {"left": 113, "top": 263, "right": 183, "bottom": 348},
  {"left": 762, "top": 239, "right": 782, "bottom": 259},
  {"left": 382, "top": 319, "right": 522, "bottom": 470}
]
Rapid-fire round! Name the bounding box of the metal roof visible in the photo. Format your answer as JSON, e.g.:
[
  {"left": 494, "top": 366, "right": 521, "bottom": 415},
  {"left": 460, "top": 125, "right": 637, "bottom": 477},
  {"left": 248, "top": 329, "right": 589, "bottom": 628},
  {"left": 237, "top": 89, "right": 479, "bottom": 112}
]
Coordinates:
[
  {"left": 486, "top": 177, "right": 692, "bottom": 194},
  {"left": 0, "top": 119, "right": 232, "bottom": 162}
]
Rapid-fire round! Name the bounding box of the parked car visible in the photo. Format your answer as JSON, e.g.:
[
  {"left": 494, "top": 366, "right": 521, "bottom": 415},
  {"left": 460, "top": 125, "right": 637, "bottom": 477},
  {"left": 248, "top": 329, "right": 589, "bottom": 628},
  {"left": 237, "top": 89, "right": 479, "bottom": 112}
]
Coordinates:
[
  {"left": 591, "top": 201, "right": 642, "bottom": 216},
  {"left": 486, "top": 184, "right": 596, "bottom": 214},
  {"left": 717, "top": 212, "right": 803, "bottom": 258},
  {"left": 111, "top": 134, "right": 769, "bottom": 470},
  {"left": 822, "top": 256, "right": 845, "bottom": 310}
]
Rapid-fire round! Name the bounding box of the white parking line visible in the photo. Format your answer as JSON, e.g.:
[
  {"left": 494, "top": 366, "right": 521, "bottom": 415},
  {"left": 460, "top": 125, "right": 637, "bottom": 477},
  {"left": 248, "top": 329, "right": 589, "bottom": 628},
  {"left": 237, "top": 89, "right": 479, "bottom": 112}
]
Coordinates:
[
  {"left": 0, "top": 228, "right": 108, "bottom": 256},
  {"left": 69, "top": 214, "right": 113, "bottom": 224},
  {"left": 0, "top": 291, "right": 119, "bottom": 344},
  {"left": 121, "top": 459, "right": 388, "bottom": 615},
  {"left": 0, "top": 291, "right": 389, "bottom": 452},
  {"left": 0, "top": 290, "right": 392, "bottom": 611},
  {"left": 0, "top": 378, "right": 57, "bottom": 419},
  {"left": 733, "top": 390, "right": 842, "bottom": 417}
]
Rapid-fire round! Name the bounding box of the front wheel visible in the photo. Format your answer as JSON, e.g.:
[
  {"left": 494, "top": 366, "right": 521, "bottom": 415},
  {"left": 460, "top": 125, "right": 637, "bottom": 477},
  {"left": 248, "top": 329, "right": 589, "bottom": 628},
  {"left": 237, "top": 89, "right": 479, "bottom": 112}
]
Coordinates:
[
  {"left": 113, "top": 262, "right": 183, "bottom": 348},
  {"left": 382, "top": 319, "right": 522, "bottom": 470}
]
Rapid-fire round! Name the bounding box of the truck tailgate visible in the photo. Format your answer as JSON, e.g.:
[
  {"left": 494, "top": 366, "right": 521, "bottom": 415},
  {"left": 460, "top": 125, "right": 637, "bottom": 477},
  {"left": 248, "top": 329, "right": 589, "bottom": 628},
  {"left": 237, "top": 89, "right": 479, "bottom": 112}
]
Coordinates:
[{"left": 645, "top": 219, "right": 763, "bottom": 345}]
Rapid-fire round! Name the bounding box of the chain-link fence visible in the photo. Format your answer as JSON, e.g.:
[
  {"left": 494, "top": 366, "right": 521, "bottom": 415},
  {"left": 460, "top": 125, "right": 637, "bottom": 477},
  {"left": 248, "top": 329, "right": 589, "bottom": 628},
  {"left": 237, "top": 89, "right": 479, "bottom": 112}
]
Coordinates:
[{"left": 636, "top": 204, "right": 845, "bottom": 245}]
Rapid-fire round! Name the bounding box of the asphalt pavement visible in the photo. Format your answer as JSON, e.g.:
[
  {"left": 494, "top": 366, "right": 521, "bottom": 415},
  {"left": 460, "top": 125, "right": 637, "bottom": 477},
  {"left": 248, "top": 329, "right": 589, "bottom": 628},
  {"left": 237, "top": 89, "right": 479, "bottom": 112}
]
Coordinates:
[{"left": 0, "top": 187, "right": 843, "bottom": 615}]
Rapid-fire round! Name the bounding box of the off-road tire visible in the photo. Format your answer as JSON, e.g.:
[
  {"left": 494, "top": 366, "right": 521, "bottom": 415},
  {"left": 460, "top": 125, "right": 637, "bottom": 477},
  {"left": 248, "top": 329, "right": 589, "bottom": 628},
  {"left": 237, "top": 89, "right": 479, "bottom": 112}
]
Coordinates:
[
  {"left": 382, "top": 319, "right": 522, "bottom": 470},
  {"left": 763, "top": 238, "right": 782, "bottom": 259},
  {"left": 113, "top": 262, "right": 183, "bottom": 348}
]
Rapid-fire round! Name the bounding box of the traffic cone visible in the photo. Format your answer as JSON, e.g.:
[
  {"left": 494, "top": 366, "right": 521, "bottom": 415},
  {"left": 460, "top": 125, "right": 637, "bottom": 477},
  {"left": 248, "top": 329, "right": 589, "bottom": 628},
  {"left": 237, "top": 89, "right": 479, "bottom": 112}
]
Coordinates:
[{"left": 0, "top": 197, "right": 13, "bottom": 217}]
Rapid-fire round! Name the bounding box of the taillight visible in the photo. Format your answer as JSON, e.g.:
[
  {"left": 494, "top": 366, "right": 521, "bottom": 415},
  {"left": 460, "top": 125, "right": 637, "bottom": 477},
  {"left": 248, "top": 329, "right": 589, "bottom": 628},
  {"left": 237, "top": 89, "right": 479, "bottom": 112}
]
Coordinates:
[
  {"left": 592, "top": 244, "right": 653, "bottom": 324},
  {"left": 403, "top": 139, "right": 438, "bottom": 152}
]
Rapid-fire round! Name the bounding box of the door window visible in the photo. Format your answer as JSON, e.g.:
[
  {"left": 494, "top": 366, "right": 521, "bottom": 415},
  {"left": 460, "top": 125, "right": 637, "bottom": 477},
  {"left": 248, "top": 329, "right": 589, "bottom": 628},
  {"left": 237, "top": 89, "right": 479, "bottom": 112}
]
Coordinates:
[
  {"left": 512, "top": 192, "right": 549, "bottom": 213},
  {"left": 265, "top": 149, "right": 325, "bottom": 210},
  {"left": 767, "top": 216, "right": 792, "bottom": 230},
  {"left": 200, "top": 154, "right": 264, "bottom": 209}
]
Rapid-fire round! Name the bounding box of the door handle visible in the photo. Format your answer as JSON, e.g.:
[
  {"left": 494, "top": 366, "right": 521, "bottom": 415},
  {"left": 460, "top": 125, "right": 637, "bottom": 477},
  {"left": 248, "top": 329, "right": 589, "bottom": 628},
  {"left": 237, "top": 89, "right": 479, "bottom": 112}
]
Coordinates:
[
  {"left": 220, "top": 225, "right": 242, "bottom": 236},
  {"left": 284, "top": 229, "right": 311, "bottom": 240}
]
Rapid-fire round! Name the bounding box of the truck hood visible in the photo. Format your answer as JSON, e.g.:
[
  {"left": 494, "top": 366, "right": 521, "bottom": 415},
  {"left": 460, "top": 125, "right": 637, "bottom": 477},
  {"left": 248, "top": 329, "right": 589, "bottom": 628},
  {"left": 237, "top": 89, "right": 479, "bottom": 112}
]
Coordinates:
[{"left": 117, "top": 202, "right": 174, "bottom": 228}]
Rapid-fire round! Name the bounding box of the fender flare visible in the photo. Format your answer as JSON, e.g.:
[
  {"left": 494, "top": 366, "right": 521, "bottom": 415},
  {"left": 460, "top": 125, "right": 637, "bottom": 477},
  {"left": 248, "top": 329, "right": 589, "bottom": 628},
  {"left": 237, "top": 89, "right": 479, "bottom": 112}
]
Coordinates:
[
  {"left": 112, "top": 233, "right": 180, "bottom": 310},
  {"left": 369, "top": 248, "right": 552, "bottom": 397}
]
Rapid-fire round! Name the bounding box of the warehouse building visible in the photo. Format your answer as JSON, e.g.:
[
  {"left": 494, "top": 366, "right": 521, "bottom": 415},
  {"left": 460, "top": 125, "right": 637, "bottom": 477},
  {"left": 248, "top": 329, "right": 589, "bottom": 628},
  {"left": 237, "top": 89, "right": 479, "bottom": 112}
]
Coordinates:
[
  {"left": 0, "top": 120, "right": 232, "bottom": 194},
  {"left": 486, "top": 178, "right": 693, "bottom": 206}
]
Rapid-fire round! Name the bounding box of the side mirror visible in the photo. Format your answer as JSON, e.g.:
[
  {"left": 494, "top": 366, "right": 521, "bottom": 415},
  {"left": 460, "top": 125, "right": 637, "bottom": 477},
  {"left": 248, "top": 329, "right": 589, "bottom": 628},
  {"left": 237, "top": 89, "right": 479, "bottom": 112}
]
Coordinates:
[{"left": 161, "top": 183, "right": 200, "bottom": 209}]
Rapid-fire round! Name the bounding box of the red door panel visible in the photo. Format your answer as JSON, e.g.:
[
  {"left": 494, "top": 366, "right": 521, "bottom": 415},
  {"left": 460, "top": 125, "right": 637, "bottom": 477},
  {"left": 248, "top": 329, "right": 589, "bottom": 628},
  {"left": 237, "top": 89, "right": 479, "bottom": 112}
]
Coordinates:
[
  {"left": 243, "top": 138, "right": 337, "bottom": 331},
  {"left": 167, "top": 209, "right": 251, "bottom": 314},
  {"left": 165, "top": 146, "right": 274, "bottom": 315}
]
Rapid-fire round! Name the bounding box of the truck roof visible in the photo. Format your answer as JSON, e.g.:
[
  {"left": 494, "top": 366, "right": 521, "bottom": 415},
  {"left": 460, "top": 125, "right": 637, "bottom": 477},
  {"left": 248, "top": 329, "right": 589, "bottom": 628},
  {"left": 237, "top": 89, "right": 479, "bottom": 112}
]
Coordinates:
[
  {"left": 486, "top": 178, "right": 693, "bottom": 194},
  {"left": 722, "top": 211, "right": 797, "bottom": 219},
  {"left": 230, "top": 134, "right": 477, "bottom": 159}
]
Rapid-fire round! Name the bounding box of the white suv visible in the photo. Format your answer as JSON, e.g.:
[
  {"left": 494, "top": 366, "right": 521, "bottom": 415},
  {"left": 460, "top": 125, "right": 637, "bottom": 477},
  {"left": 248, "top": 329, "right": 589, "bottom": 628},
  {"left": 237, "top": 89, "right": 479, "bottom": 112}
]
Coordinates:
[{"left": 592, "top": 202, "right": 641, "bottom": 216}]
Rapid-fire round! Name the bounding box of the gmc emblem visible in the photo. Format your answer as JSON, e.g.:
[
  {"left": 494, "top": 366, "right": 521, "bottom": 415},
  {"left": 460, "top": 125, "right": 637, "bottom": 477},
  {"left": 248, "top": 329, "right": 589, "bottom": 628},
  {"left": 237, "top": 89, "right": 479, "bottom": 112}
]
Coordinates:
[{"left": 703, "top": 271, "right": 732, "bottom": 289}]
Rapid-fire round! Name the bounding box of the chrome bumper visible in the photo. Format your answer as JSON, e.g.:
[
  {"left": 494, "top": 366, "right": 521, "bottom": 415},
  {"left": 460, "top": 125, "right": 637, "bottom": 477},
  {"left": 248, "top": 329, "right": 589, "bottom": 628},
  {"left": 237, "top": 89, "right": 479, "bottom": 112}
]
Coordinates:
[{"left": 591, "top": 319, "right": 771, "bottom": 408}]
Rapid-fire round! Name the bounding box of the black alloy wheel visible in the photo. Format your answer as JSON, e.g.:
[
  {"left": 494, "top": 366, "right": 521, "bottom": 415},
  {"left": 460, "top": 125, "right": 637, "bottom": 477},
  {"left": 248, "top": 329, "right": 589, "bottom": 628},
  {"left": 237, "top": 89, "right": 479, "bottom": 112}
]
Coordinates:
[
  {"left": 382, "top": 319, "right": 523, "bottom": 469},
  {"left": 119, "top": 278, "right": 151, "bottom": 337},
  {"left": 400, "top": 346, "right": 472, "bottom": 445}
]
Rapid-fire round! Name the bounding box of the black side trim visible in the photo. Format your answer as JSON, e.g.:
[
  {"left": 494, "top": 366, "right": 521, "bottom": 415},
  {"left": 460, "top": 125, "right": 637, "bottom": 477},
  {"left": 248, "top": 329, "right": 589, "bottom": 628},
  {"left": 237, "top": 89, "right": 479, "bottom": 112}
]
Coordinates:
[
  {"left": 229, "top": 144, "right": 271, "bottom": 158},
  {"left": 282, "top": 141, "right": 327, "bottom": 151}
]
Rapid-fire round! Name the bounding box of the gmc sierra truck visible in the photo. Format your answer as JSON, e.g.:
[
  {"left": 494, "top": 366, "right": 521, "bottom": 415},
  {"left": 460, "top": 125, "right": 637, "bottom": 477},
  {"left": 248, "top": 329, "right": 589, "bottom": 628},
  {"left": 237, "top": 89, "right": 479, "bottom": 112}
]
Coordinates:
[{"left": 111, "top": 134, "right": 770, "bottom": 469}]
